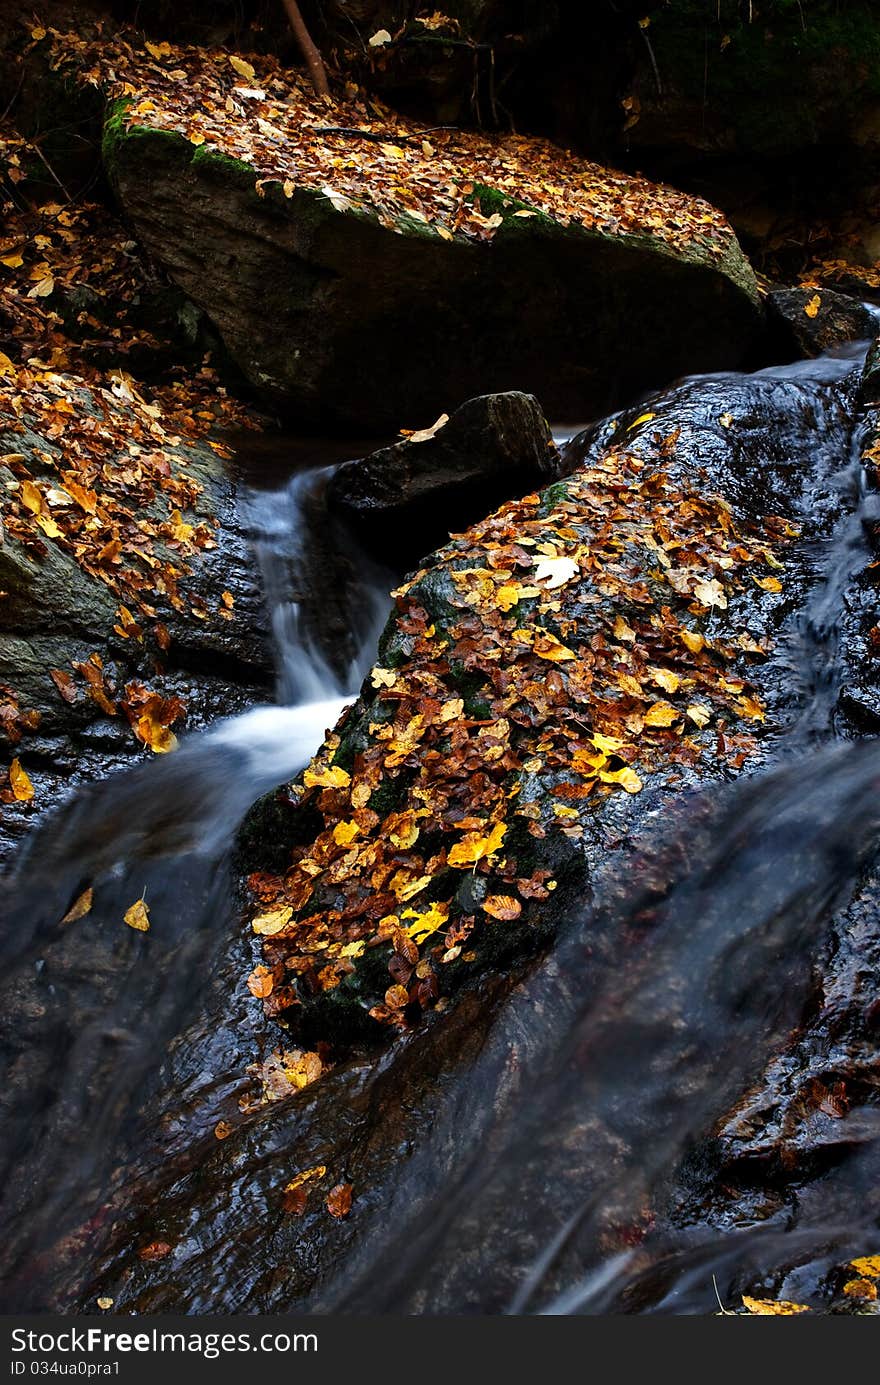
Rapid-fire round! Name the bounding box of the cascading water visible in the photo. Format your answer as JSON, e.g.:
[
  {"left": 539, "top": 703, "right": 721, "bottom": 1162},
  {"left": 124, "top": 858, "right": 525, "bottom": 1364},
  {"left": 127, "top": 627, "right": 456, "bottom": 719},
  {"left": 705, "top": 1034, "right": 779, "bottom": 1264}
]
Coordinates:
[
  {"left": 0, "top": 461, "right": 390, "bottom": 1307},
  {"left": 2, "top": 336, "right": 879, "bottom": 1314}
]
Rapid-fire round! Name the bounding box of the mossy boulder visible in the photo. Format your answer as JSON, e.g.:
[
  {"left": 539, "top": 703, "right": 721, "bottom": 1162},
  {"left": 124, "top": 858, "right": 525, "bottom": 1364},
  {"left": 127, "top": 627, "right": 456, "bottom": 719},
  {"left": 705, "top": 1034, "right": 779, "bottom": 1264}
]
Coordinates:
[{"left": 103, "top": 117, "right": 763, "bottom": 431}]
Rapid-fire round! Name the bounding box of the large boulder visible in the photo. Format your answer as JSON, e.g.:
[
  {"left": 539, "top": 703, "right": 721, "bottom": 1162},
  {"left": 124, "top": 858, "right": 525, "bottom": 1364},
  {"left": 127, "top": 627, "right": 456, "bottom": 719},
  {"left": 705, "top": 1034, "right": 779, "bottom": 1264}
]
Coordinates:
[
  {"left": 96, "top": 35, "right": 763, "bottom": 431},
  {"left": 326, "top": 391, "right": 560, "bottom": 563},
  {"left": 766, "top": 286, "right": 879, "bottom": 360}
]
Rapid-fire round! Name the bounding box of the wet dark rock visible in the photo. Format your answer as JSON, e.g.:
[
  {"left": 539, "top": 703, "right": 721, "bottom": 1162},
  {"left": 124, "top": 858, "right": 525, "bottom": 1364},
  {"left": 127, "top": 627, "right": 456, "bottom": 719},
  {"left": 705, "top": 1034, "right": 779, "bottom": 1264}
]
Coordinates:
[
  {"left": 103, "top": 122, "right": 763, "bottom": 431},
  {"left": 327, "top": 391, "right": 560, "bottom": 564},
  {"left": 766, "top": 288, "right": 878, "bottom": 360}
]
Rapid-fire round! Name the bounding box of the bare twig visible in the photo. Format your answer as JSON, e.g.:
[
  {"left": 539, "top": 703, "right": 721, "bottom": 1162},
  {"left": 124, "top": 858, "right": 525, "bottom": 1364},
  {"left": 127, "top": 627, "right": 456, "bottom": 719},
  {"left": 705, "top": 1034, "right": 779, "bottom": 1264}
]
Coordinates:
[{"left": 280, "top": 0, "right": 331, "bottom": 98}]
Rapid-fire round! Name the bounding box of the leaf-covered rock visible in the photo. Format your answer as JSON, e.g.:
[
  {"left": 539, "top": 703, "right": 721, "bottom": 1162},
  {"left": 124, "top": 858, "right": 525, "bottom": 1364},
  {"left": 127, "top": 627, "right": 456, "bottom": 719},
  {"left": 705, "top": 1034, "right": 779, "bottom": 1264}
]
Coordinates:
[{"left": 89, "top": 32, "right": 763, "bottom": 429}]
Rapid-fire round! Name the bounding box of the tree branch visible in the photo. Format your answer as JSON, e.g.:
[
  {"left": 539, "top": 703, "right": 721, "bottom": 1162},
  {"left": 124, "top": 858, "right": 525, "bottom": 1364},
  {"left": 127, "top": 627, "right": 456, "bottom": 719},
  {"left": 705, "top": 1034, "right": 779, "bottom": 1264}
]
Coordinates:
[{"left": 280, "top": 0, "right": 331, "bottom": 98}]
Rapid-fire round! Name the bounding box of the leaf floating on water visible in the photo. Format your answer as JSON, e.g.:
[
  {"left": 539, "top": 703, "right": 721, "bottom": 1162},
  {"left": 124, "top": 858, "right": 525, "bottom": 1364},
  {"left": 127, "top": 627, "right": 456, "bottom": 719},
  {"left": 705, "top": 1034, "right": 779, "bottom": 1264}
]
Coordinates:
[
  {"left": 124, "top": 898, "right": 150, "bottom": 932},
  {"left": 741, "top": 1296, "right": 810, "bottom": 1315},
  {"left": 61, "top": 888, "right": 93, "bottom": 924},
  {"left": 8, "top": 758, "right": 34, "bottom": 802},
  {"left": 326, "top": 1183, "right": 353, "bottom": 1219}
]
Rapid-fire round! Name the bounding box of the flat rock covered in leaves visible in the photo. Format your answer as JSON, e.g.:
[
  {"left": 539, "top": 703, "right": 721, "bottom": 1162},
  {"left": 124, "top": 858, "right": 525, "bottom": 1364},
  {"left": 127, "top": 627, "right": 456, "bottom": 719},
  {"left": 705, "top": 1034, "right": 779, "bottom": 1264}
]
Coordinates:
[{"left": 37, "top": 26, "right": 767, "bottom": 429}]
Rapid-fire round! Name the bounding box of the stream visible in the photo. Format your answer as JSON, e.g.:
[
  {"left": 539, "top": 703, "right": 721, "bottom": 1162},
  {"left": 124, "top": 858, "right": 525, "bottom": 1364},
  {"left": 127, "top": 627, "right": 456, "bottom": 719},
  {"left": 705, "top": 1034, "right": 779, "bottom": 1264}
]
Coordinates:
[{"left": 1, "top": 338, "right": 879, "bottom": 1314}]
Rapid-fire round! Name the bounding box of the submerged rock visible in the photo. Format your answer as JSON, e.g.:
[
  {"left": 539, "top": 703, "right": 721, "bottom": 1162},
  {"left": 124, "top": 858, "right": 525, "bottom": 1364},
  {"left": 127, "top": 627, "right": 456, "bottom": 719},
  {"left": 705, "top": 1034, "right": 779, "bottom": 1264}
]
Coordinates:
[{"left": 327, "top": 391, "right": 560, "bottom": 563}]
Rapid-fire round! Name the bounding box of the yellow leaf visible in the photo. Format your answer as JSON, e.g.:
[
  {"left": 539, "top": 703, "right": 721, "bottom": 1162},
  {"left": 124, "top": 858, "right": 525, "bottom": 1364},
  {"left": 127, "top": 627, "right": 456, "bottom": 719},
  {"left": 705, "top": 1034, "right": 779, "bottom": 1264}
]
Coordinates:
[
  {"left": 228, "top": 55, "right": 256, "bottom": 81},
  {"left": 389, "top": 811, "right": 420, "bottom": 848},
  {"left": 332, "top": 819, "right": 360, "bottom": 846},
  {"left": 145, "top": 40, "right": 173, "bottom": 60},
  {"left": 686, "top": 704, "right": 711, "bottom": 728},
  {"left": 843, "top": 1278, "right": 877, "bottom": 1300},
  {"left": 35, "top": 512, "right": 63, "bottom": 539},
  {"left": 617, "top": 672, "right": 643, "bottom": 697},
  {"left": 591, "top": 732, "right": 624, "bottom": 753},
  {"left": 370, "top": 666, "right": 398, "bottom": 689},
  {"left": 681, "top": 629, "right": 705, "bottom": 654},
  {"left": 395, "top": 873, "right": 432, "bottom": 901},
  {"left": 448, "top": 820, "right": 507, "bottom": 868},
  {"left": 600, "top": 765, "right": 642, "bottom": 794},
  {"left": 124, "top": 899, "right": 150, "bottom": 932},
  {"left": 495, "top": 583, "right": 523, "bottom": 611},
  {"left": 741, "top": 1296, "right": 810, "bottom": 1316},
  {"left": 753, "top": 574, "right": 782, "bottom": 593},
  {"left": 533, "top": 629, "right": 576, "bottom": 662},
  {"left": 440, "top": 698, "right": 464, "bottom": 722},
  {"left": 61, "top": 888, "right": 93, "bottom": 924},
  {"left": 20, "top": 478, "right": 42, "bottom": 513},
  {"left": 0, "top": 350, "right": 16, "bottom": 375},
  {"left": 96, "top": 1297, "right": 113, "bottom": 1310},
  {"left": 9, "top": 758, "right": 34, "bottom": 802},
  {"left": 804, "top": 294, "right": 821, "bottom": 319},
  {"left": 613, "top": 614, "right": 636, "bottom": 643},
  {"left": 737, "top": 695, "right": 765, "bottom": 723},
  {"left": 627, "top": 411, "right": 655, "bottom": 429},
  {"left": 693, "top": 578, "right": 727, "bottom": 609},
  {"left": 304, "top": 764, "right": 350, "bottom": 789},
  {"left": 849, "top": 1256, "right": 880, "bottom": 1278},
  {"left": 644, "top": 701, "right": 679, "bottom": 728},
  {"left": 650, "top": 666, "right": 681, "bottom": 694},
  {"left": 402, "top": 900, "right": 449, "bottom": 941},
  {"left": 1, "top": 252, "right": 23, "bottom": 268},
  {"left": 719, "top": 412, "right": 734, "bottom": 428},
  {"left": 252, "top": 906, "right": 294, "bottom": 935}
]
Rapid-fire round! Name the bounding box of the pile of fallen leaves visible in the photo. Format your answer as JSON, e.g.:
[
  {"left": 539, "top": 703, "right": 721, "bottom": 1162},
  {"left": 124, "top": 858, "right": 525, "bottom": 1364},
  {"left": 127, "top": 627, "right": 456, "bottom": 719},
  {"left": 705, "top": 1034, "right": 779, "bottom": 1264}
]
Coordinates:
[
  {"left": 1, "top": 120, "right": 259, "bottom": 780},
  {"left": 35, "top": 24, "right": 738, "bottom": 257},
  {"left": 245, "top": 433, "right": 793, "bottom": 1031}
]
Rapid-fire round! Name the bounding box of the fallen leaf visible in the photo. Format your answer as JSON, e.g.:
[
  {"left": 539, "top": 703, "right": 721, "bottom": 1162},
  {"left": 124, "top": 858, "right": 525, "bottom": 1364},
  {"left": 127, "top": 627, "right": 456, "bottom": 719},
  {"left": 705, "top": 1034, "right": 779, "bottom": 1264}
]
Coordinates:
[
  {"left": 61, "top": 888, "right": 93, "bottom": 924},
  {"left": 252, "top": 906, "right": 294, "bottom": 936},
  {"left": 326, "top": 1183, "right": 353, "bottom": 1218},
  {"left": 8, "top": 758, "right": 34, "bottom": 802},
  {"left": 533, "top": 555, "right": 579, "bottom": 588},
  {"left": 741, "top": 1296, "right": 810, "bottom": 1315},
  {"left": 247, "top": 965, "right": 274, "bottom": 998},
  {"left": 693, "top": 578, "right": 727, "bottom": 610},
  {"left": 482, "top": 895, "right": 522, "bottom": 920},
  {"left": 228, "top": 54, "right": 256, "bottom": 81},
  {"left": 644, "top": 701, "right": 679, "bottom": 728},
  {"left": 304, "top": 764, "right": 350, "bottom": 789},
  {"left": 124, "top": 898, "right": 150, "bottom": 932},
  {"left": 804, "top": 294, "right": 821, "bottom": 318},
  {"left": 408, "top": 413, "right": 449, "bottom": 444}
]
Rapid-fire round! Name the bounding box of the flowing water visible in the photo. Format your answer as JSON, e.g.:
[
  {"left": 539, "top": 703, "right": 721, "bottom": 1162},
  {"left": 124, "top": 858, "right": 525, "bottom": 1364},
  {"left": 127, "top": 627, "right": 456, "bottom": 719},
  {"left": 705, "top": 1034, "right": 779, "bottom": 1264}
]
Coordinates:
[{"left": 1, "top": 340, "right": 879, "bottom": 1313}]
